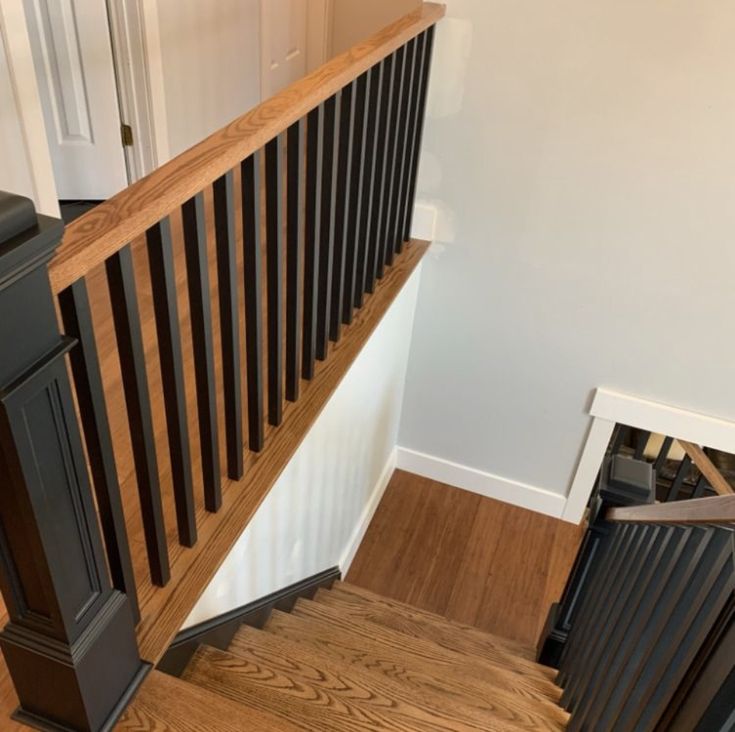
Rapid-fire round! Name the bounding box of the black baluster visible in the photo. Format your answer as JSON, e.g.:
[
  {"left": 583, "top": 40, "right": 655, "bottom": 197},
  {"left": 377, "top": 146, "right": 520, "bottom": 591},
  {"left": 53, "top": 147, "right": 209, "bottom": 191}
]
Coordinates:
[
  {"left": 58, "top": 279, "right": 140, "bottom": 621},
  {"left": 342, "top": 71, "right": 369, "bottom": 325},
  {"left": 316, "top": 94, "right": 338, "bottom": 360},
  {"left": 330, "top": 83, "right": 355, "bottom": 342},
  {"left": 214, "top": 170, "right": 244, "bottom": 479},
  {"left": 667, "top": 455, "right": 693, "bottom": 502},
  {"left": 182, "top": 193, "right": 221, "bottom": 511},
  {"left": 286, "top": 120, "right": 304, "bottom": 401},
  {"left": 303, "top": 105, "right": 322, "bottom": 379},
  {"left": 242, "top": 152, "right": 264, "bottom": 451},
  {"left": 146, "top": 218, "right": 197, "bottom": 546},
  {"left": 265, "top": 135, "right": 284, "bottom": 425},
  {"left": 106, "top": 246, "right": 170, "bottom": 586},
  {"left": 402, "top": 25, "right": 436, "bottom": 242},
  {"left": 371, "top": 54, "right": 395, "bottom": 283},
  {"left": 380, "top": 45, "right": 406, "bottom": 268},
  {"left": 360, "top": 62, "right": 384, "bottom": 299}
]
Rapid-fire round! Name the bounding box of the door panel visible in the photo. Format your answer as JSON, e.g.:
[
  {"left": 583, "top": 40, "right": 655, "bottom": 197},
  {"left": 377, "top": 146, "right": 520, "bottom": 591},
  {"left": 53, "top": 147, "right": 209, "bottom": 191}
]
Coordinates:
[
  {"left": 24, "top": 0, "right": 128, "bottom": 199},
  {"left": 261, "top": 0, "right": 308, "bottom": 97}
]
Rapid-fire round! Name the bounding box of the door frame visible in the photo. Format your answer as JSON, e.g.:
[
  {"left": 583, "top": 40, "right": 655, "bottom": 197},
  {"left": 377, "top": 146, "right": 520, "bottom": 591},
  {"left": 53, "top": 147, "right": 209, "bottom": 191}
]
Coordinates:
[{"left": 106, "top": 0, "right": 170, "bottom": 181}]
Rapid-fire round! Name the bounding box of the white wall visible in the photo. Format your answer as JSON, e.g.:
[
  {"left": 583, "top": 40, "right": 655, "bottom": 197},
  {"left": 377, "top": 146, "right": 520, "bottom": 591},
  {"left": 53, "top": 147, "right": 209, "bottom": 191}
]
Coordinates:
[
  {"left": 399, "top": 0, "right": 735, "bottom": 519},
  {"left": 0, "top": 0, "right": 57, "bottom": 214},
  {"left": 153, "top": 0, "right": 261, "bottom": 158},
  {"left": 184, "top": 268, "right": 421, "bottom": 627},
  {"left": 330, "top": 0, "right": 419, "bottom": 56}
]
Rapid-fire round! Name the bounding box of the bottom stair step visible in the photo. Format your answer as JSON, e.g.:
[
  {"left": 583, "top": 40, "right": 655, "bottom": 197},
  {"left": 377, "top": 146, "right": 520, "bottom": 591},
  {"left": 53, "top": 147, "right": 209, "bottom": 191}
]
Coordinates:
[
  {"left": 116, "top": 669, "right": 299, "bottom": 731},
  {"left": 184, "top": 632, "right": 562, "bottom": 731}
]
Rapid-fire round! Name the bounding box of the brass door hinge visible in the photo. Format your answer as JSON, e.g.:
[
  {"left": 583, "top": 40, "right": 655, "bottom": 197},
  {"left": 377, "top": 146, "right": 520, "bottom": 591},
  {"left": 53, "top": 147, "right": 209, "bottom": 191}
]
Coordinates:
[{"left": 121, "top": 123, "right": 134, "bottom": 147}]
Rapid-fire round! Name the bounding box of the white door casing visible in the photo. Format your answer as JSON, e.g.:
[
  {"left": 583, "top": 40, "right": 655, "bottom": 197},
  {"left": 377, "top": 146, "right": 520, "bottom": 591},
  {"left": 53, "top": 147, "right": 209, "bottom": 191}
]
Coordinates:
[{"left": 23, "top": 0, "right": 129, "bottom": 199}]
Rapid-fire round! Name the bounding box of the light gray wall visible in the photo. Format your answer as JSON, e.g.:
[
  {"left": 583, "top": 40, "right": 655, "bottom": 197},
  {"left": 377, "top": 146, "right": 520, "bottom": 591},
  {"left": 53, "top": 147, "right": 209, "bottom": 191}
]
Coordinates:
[
  {"left": 155, "top": 0, "right": 261, "bottom": 157},
  {"left": 400, "top": 0, "right": 735, "bottom": 503}
]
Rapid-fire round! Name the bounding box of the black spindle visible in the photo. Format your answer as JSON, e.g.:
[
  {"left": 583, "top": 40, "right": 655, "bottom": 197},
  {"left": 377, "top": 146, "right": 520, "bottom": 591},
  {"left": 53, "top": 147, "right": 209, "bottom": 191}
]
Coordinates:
[
  {"left": 182, "top": 193, "right": 221, "bottom": 512},
  {"left": 265, "top": 136, "right": 284, "bottom": 425},
  {"left": 402, "top": 26, "right": 436, "bottom": 242},
  {"left": 214, "top": 171, "right": 244, "bottom": 479},
  {"left": 286, "top": 120, "right": 304, "bottom": 401},
  {"left": 146, "top": 218, "right": 197, "bottom": 546},
  {"left": 242, "top": 152, "right": 265, "bottom": 451},
  {"left": 667, "top": 455, "right": 693, "bottom": 501},
  {"left": 342, "top": 71, "right": 369, "bottom": 325},
  {"left": 58, "top": 280, "right": 140, "bottom": 620},
  {"left": 303, "top": 106, "right": 322, "bottom": 379},
  {"left": 106, "top": 246, "right": 170, "bottom": 586},
  {"left": 330, "top": 84, "right": 355, "bottom": 341},
  {"left": 316, "top": 94, "right": 339, "bottom": 360}
]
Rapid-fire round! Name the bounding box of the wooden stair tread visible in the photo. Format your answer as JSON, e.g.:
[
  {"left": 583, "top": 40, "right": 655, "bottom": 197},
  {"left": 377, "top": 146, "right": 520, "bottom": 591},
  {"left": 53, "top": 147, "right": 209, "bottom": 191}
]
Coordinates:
[
  {"left": 333, "top": 582, "right": 539, "bottom": 665},
  {"left": 252, "top": 609, "right": 569, "bottom": 730},
  {"left": 116, "top": 670, "right": 299, "bottom": 731},
  {"left": 291, "top": 598, "right": 561, "bottom": 704},
  {"left": 185, "top": 634, "right": 553, "bottom": 731}
]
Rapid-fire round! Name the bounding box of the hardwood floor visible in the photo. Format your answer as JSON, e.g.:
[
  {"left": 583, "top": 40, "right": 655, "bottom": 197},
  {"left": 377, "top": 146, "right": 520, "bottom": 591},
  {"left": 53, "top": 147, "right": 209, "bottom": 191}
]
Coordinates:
[{"left": 347, "top": 470, "right": 585, "bottom": 647}]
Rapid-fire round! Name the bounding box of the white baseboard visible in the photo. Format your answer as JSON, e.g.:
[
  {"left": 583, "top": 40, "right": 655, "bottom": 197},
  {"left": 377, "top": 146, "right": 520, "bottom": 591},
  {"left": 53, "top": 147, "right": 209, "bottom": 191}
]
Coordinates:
[
  {"left": 339, "top": 447, "right": 397, "bottom": 574},
  {"left": 396, "top": 446, "right": 567, "bottom": 519}
]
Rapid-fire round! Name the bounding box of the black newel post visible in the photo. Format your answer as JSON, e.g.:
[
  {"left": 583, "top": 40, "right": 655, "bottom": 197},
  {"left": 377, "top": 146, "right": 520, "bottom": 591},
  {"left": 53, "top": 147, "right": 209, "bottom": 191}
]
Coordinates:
[
  {"left": 0, "top": 193, "right": 148, "bottom": 731},
  {"left": 537, "top": 454, "right": 654, "bottom": 668}
]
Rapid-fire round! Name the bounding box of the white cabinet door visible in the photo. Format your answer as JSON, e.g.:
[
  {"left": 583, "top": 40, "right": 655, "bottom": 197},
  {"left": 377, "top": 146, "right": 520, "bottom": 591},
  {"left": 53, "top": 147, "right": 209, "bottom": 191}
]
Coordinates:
[
  {"left": 261, "top": 0, "right": 308, "bottom": 97},
  {"left": 23, "top": 0, "right": 128, "bottom": 200}
]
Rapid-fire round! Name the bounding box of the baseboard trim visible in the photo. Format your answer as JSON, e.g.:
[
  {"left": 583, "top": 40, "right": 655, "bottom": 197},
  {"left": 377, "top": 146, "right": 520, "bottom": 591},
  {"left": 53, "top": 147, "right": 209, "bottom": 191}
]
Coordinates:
[
  {"left": 396, "top": 446, "right": 567, "bottom": 519},
  {"left": 156, "top": 567, "right": 340, "bottom": 677},
  {"left": 339, "top": 447, "right": 397, "bottom": 574}
]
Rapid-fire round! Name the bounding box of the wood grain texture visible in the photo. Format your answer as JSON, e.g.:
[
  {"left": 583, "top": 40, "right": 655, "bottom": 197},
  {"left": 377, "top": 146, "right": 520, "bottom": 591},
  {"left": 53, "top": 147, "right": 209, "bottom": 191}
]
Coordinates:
[
  {"left": 47, "top": 4, "right": 445, "bottom": 295},
  {"left": 325, "top": 583, "right": 548, "bottom": 673},
  {"left": 132, "top": 241, "right": 429, "bottom": 663},
  {"left": 678, "top": 441, "right": 734, "bottom": 496},
  {"left": 257, "top": 609, "right": 569, "bottom": 730},
  {"left": 115, "top": 670, "right": 299, "bottom": 731},
  {"left": 347, "top": 470, "right": 585, "bottom": 646},
  {"left": 608, "top": 494, "right": 735, "bottom": 524},
  {"left": 291, "top": 598, "right": 562, "bottom": 704},
  {"left": 185, "top": 636, "right": 555, "bottom": 731}
]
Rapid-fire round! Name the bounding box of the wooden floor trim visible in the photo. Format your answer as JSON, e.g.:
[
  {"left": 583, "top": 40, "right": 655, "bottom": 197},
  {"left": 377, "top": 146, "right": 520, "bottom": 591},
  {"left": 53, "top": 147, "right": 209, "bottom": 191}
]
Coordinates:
[{"left": 135, "top": 241, "right": 428, "bottom": 663}]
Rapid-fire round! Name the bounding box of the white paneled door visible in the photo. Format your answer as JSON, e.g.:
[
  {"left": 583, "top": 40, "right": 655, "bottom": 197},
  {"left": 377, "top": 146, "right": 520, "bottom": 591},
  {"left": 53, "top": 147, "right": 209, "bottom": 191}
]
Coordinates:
[
  {"left": 261, "top": 0, "right": 308, "bottom": 97},
  {"left": 23, "top": 0, "right": 128, "bottom": 200}
]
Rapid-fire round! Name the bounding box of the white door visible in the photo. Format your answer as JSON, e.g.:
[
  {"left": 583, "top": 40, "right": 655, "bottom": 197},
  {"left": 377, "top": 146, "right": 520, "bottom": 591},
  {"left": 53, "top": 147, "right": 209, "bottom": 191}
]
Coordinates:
[
  {"left": 23, "top": 0, "right": 129, "bottom": 200},
  {"left": 261, "top": 0, "right": 308, "bottom": 98}
]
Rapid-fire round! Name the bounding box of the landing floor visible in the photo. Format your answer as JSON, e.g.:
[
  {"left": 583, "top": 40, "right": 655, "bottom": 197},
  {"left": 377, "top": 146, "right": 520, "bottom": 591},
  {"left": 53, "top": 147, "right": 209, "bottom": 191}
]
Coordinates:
[{"left": 347, "top": 469, "right": 585, "bottom": 646}]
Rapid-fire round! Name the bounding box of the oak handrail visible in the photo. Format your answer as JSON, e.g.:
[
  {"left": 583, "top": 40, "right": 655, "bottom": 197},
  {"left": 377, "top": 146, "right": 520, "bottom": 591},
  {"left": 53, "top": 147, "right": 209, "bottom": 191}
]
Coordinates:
[
  {"left": 608, "top": 494, "right": 735, "bottom": 525},
  {"left": 47, "top": 2, "right": 446, "bottom": 295},
  {"left": 677, "top": 440, "right": 735, "bottom": 496}
]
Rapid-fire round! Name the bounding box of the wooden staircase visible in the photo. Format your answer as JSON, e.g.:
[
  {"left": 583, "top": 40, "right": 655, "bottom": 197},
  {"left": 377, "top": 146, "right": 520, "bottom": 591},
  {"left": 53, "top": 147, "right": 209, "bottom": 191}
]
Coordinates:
[{"left": 119, "top": 581, "right": 569, "bottom": 731}]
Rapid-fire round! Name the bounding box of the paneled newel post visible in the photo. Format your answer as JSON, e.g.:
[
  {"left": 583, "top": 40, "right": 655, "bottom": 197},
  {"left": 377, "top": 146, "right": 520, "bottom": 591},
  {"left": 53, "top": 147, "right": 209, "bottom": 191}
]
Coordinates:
[
  {"left": 0, "top": 193, "right": 148, "bottom": 731},
  {"left": 537, "top": 454, "right": 654, "bottom": 668}
]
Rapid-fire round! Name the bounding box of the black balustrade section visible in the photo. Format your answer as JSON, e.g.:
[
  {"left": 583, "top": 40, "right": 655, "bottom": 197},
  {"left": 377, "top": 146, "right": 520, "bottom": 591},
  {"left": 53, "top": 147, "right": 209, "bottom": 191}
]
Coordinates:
[
  {"left": 146, "top": 218, "right": 197, "bottom": 546},
  {"left": 0, "top": 192, "right": 147, "bottom": 731},
  {"left": 182, "top": 194, "right": 221, "bottom": 512},
  {"left": 214, "top": 170, "right": 244, "bottom": 480},
  {"left": 107, "top": 246, "right": 170, "bottom": 586}
]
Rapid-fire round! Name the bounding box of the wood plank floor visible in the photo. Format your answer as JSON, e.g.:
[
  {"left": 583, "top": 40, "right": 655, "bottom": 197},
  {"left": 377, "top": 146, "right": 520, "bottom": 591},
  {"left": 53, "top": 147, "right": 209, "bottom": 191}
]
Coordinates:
[{"left": 347, "top": 470, "right": 585, "bottom": 647}]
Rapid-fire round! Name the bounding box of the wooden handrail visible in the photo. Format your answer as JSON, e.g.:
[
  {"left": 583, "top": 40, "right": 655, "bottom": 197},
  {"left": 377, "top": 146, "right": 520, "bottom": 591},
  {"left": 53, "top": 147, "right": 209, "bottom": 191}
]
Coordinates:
[
  {"left": 677, "top": 440, "right": 734, "bottom": 496},
  {"left": 47, "top": 2, "right": 446, "bottom": 295},
  {"left": 608, "top": 494, "right": 735, "bottom": 525}
]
